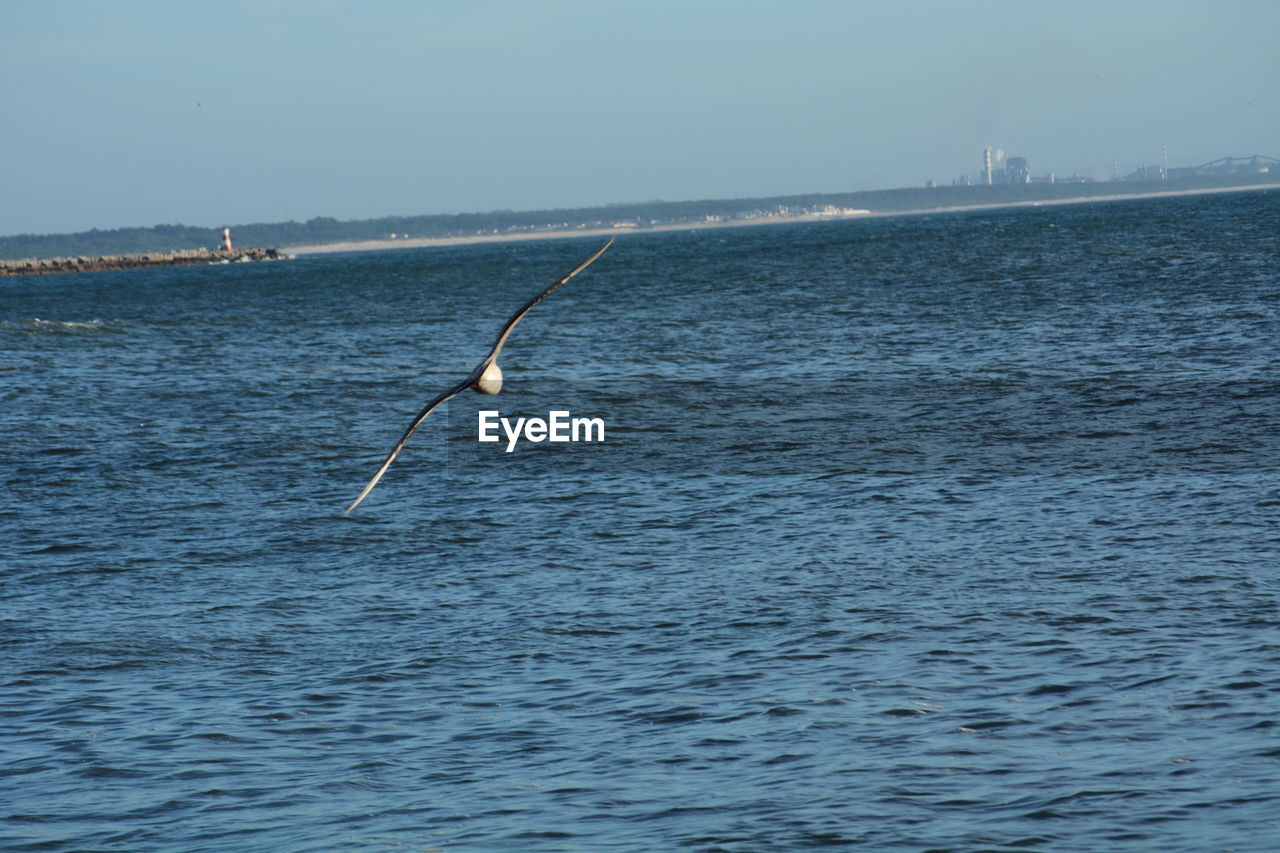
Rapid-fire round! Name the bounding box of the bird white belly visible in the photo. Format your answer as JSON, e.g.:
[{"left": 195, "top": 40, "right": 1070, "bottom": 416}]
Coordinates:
[{"left": 475, "top": 361, "right": 503, "bottom": 394}]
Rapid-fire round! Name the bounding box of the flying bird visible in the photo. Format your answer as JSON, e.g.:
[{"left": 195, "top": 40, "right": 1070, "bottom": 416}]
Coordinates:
[{"left": 345, "top": 237, "right": 614, "bottom": 513}]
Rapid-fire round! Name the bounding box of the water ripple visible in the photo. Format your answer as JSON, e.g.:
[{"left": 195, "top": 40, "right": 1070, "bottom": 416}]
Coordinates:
[{"left": 2, "top": 193, "right": 1279, "bottom": 851}]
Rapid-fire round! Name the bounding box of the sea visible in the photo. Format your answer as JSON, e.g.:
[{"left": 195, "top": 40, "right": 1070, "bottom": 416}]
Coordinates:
[{"left": 2, "top": 189, "right": 1278, "bottom": 852}]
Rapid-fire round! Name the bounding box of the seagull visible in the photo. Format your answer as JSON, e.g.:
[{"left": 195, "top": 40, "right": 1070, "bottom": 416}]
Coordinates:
[{"left": 345, "top": 236, "right": 614, "bottom": 513}]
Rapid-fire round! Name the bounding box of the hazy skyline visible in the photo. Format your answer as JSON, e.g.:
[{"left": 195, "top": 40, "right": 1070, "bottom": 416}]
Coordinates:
[{"left": 2, "top": 0, "right": 1276, "bottom": 236}]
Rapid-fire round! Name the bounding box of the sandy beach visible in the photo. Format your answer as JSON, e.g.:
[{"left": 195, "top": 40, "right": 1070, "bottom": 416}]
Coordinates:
[{"left": 284, "top": 182, "right": 1279, "bottom": 256}]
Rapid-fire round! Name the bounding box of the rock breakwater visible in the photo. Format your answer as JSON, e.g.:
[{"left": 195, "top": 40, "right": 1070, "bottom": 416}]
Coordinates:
[{"left": 0, "top": 247, "right": 287, "bottom": 276}]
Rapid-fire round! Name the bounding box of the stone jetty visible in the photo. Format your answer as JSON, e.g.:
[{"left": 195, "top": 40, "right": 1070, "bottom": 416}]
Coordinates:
[{"left": 0, "top": 247, "right": 288, "bottom": 277}]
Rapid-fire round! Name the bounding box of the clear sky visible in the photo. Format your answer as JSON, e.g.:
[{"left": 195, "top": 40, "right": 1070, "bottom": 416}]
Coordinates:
[{"left": 2, "top": 0, "right": 1276, "bottom": 236}]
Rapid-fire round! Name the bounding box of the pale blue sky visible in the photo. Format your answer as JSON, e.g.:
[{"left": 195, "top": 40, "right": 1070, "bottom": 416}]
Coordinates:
[{"left": 2, "top": 0, "right": 1276, "bottom": 235}]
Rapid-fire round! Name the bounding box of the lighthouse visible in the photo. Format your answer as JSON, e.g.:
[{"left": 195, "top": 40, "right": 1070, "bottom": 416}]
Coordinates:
[{"left": 221, "top": 226, "right": 233, "bottom": 252}]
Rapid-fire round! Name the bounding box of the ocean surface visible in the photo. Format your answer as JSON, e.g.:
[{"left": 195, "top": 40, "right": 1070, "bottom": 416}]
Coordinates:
[{"left": 2, "top": 190, "right": 1278, "bottom": 852}]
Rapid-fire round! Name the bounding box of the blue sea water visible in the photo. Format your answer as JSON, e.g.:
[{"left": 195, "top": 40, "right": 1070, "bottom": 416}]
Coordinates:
[{"left": 2, "top": 190, "right": 1278, "bottom": 852}]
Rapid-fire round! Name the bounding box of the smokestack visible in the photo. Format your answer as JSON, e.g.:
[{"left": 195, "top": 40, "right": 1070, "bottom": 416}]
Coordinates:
[{"left": 983, "top": 147, "right": 993, "bottom": 185}]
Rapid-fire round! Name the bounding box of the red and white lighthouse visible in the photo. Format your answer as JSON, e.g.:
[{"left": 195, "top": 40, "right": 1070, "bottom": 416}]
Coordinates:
[{"left": 221, "top": 226, "right": 233, "bottom": 252}]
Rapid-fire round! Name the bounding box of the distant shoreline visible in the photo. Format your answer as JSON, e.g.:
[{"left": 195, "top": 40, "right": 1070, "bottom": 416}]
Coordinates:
[{"left": 285, "top": 182, "right": 1280, "bottom": 256}]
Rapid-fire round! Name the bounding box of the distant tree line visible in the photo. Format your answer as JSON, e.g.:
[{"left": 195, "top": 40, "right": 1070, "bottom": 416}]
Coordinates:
[{"left": 2, "top": 173, "right": 1275, "bottom": 260}]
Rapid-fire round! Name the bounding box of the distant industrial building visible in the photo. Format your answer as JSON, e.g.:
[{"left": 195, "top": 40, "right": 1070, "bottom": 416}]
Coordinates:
[
  {"left": 1167, "top": 155, "right": 1276, "bottom": 179},
  {"left": 1125, "top": 151, "right": 1277, "bottom": 181},
  {"left": 1126, "top": 164, "right": 1168, "bottom": 181},
  {"left": 970, "top": 147, "right": 1030, "bottom": 185},
  {"left": 1005, "top": 157, "right": 1030, "bottom": 183},
  {"left": 945, "top": 148, "right": 1278, "bottom": 189}
]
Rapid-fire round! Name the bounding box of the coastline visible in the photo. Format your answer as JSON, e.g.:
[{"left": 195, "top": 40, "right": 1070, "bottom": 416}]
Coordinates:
[{"left": 284, "top": 182, "right": 1280, "bottom": 256}]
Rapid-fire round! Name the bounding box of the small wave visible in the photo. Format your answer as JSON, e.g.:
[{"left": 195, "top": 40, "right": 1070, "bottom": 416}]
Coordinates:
[{"left": 9, "top": 318, "right": 117, "bottom": 334}]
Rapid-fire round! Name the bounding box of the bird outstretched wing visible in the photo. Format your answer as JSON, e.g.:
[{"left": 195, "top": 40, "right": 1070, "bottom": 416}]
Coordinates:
[
  {"left": 344, "top": 375, "right": 474, "bottom": 515},
  {"left": 344, "top": 237, "right": 614, "bottom": 514},
  {"left": 481, "top": 236, "right": 614, "bottom": 369}
]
